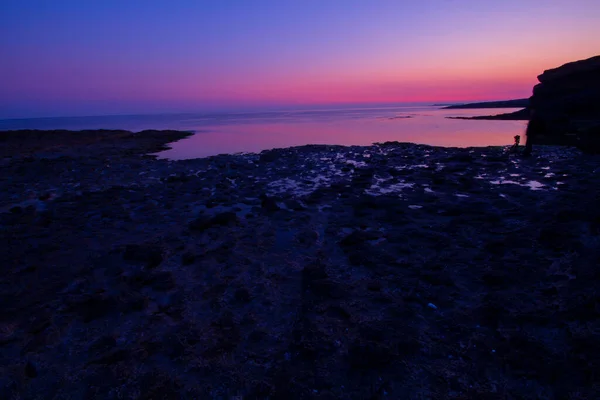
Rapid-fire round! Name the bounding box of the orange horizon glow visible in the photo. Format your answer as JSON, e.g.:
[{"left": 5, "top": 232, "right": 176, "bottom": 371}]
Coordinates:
[{"left": 2, "top": 1, "right": 599, "bottom": 118}]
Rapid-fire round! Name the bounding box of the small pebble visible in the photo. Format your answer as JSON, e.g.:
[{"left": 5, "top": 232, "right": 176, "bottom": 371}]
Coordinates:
[{"left": 427, "top": 303, "right": 437, "bottom": 310}]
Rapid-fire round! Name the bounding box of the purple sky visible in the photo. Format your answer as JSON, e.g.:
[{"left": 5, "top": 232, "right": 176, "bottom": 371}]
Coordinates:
[{"left": 1, "top": 0, "right": 599, "bottom": 118}]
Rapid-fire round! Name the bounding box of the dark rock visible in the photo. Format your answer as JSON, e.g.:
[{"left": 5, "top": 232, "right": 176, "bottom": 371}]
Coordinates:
[
  {"left": 431, "top": 173, "right": 446, "bottom": 185},
  {"left": 24, "top": 361, "right": 37, "bottom": 378},
  {"left": 234, "top": 288, "right": 251, "bottom": 303},
  {"left": 145, "top": 271, "right": 177, "bottom": 291},
  {"left": 9, "top": 206, "right": 23, "bottom": 214},
  {"left": 122, "top": 270, "right": 147, "bottom": 288},
  {"left": 247, "top": 381, "right": 274, "bottom": 398},
  {"left": 577, "top": 124, "right": 600, "bottom": 154},
  {"left": 0, "top": 211, "right": 27, "bottom": 226},
  {"left": 484, "top": 239, "right": 507, "bottom": 255},
  {"left": 260, "top": 194, "right": 280, "bottom": 212},
  {"left": 395, "top": 334, "right": 421, "bottom": 356},
  {"left": 89, "top": 336, "right": 117, "bottom": 356},
  {"left": 123, "top": 243, "right": 163, "bottom": 269},
  {"left": 326, "top": 305, "right": 351, "bottom": 320},
  {"left": 300, "top": 261, "right": 345, "bottom": 298},
  {"left": 295, "top": 229, "right": 319, "bottom": 245},
  {"left": 188, "top": 214, "right": 211, "bottom": 230},
  {"left": 38, "top": 193, "right": 52, "bottom": 201},
  {"left": 87, "top": 348, "right": 129, "bottom": 365},
  {"left": 138, "top": 372, "right": 182, "bottom": 399},
  {"left": 312, "top": 279, "right": 345, "bottom": 298},
  {"left": 438, "top": 206, "right": 463, "bottom": 217},
  {"left": 478, "top": 295, "right": 506, "bottom": 328},
  {"left": 538, "top": 224, "right": 576, "bottom": 250},
  {"left": 529, "top": 55, "right": 600, "bottom": 142},
  {"left": 302, "top": 262, "right": 328, "bottom": 291},
  {"left": 181, "top": 251, "right": 195, "bottom": 265},
  {"left": 151, "top": 328, "right": 193, "bottom": 360},
  {"left": 189, "top": 211, "right": 238, "bottom": 231},
  {"left": 259, "top": 150, "right": 280, "bottom": 163},
  {"left": 351, "top": 168, "right": 375, "bottom": 187},
  {"left": 348, "top": 341, "right": 392, "bottom": 370},
  {"left": 351, "top": 196, "right": 379, "bottom": 215},
  {"left": 359, "top": 324, "right": 387, "bottom": 342},
  {"left": 482, "top": 271, "right": 509, "bottom": 287},
  {"left": 419, "top": 270, "right": 455, "bottom": 287},
  {"left": 541, "top": 286, "right": 559, "bottom": 296},
  {"left": 164, "top": 173, "right": 190, "bottom": 183},
  {"left": 249, "top": 329, "right": 267, "bottom": 343},
  {"left": 445, "top": 98, "right": 529, "bottom": 110},
  {"left": 537, "top": 56, "right": 600, "bottom": 83},
  {"left": 367, "top": 280, "right": 382, "bottom": 291},
  {"left": 446, "top": 153, "right": 474, "bottom": 163},
  {"left": 205, "top": 311, "right": 240, "bottom": 356},
  {"left": 339, "top": 229, "right": 381, "bottom": 247},
  {"left": 210, "top": 211, "right": 238, "bottom": 225},
  {"left": 120, "top": 291, "right": 148, "bottom": 313},
  {"left": 156, "top": 293, "right": 184, "bottom": 317},
  {"left": 68, "top": 295, "right": 119, "bottom": 323},
  {"left": 285, "top": 199, "right": 306, "bottom": 211},
  {"left": 25, "top": 313, "right": 52, "bottom": 334}
]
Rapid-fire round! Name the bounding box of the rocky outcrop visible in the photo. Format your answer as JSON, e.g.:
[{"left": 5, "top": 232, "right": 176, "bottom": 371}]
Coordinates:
[
  {"left": 443, "top": 98, "right": 529, "bottom": 109},
  {"left": 2, "top": 129, "right": 600, "bottom": 398},
  {"left": 449, "top": 56, "right": 600, "bottom": 148},
  {"left": 529, "top": 55, "right": 600, "bottom": 151},
  {"left": 447, "top": 108, "right": 529, "bottom": 120}
]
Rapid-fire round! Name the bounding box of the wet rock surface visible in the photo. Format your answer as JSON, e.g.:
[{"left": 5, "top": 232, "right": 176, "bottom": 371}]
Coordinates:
[{"left": 1, "top": 130, "right": 600, "bottom": 399}]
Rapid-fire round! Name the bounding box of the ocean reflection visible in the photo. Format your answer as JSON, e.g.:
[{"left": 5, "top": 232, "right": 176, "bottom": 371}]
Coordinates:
[
  {"left": 158, "top": 107, "right": 526, "bottom": 159},
  {"left": 0, "top": 105, "right": 527, "bottom": 160}
]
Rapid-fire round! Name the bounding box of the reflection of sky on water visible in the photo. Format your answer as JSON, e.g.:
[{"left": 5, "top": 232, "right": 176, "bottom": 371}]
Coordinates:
[
  {"left": 158, "top": 107, "right": 527, "bottom": 159},
  {"left": 0, "top": 105, "right": 528, "bottom": 159}
]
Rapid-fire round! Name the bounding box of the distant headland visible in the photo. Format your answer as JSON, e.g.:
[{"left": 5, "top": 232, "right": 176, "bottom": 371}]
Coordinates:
[
  {"left": 445, "top": 54, "right": 600, "bottom": 152},
  {"left": 442, "top": 98, "right": 529, "bottom": 110}
]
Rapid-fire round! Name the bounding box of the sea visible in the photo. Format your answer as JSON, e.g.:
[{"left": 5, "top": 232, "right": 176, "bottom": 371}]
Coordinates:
[{"left": 0, "top": 105, "right": 527, "bottom": 159}]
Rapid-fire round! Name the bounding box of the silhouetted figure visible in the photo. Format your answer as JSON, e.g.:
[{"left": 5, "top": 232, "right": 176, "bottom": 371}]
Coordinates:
[
  {"left": 510, "top": 134, "right": 520, "bottom": 153},
  {"left": 523, "top": 109, "right": 545, "bottom": 156}
]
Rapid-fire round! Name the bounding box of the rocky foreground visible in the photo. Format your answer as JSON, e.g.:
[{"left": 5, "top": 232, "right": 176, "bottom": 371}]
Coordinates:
[{"left": 1, "top": 130, "right": 600, "bottom": 399}]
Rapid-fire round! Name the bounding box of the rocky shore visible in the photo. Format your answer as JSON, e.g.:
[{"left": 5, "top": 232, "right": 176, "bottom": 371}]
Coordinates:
[
  {"left": 442, "top": 99, "right": 529, "bottom": 110},
  {"left": 449, "top": 55, "right": 600, "bottom": 146},
  {"left": 2, "top": 130, "right": 600, "bottom": 399},
  {"left": 447, "top": 109, "right": 529, "bottom": 121}
]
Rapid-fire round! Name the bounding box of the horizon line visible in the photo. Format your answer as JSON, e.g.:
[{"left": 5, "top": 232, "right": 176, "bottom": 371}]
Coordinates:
[{"left": 0, "top": 98, "right": 528, "bottom": 120}]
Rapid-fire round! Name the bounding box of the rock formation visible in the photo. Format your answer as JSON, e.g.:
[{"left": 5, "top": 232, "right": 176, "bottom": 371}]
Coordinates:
[
  {"left": 449, "top": 55, "right": 600, "bottom": 152},
  {"left": 529, "top": 55, "right": 600, "bottom": 152}
]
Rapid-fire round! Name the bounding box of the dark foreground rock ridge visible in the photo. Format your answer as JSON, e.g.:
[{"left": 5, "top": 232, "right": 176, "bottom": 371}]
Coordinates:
[{"left": 1, "top": 130, "right": 600, "bottom": 399}]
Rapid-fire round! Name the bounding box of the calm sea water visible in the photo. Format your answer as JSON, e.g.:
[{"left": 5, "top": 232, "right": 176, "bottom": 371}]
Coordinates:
[{"left": 0, "top": 105, "right": 527, "bottom": 159}]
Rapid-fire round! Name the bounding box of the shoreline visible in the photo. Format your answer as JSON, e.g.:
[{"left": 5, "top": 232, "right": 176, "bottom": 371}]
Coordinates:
[
  {"left": 441, "top": 99, "right": 530, "bottom": 121},
  {"left": 446, "top": 108, "right": 529, "bottom": 121},
  {"left": 442, "top": 98, "right": 529, "bottom": 110},
  {"left": 2, "top": 129, "right": 600, "bottom": 398}
]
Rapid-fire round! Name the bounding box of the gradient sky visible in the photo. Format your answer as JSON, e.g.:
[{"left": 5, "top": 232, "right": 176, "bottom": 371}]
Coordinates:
[{"left": 1, "top": 0, "right": 599, "bottom": 118}]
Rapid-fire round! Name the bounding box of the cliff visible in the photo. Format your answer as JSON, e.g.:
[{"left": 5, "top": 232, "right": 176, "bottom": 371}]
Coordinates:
[{"left": 529, "top": 55, "right": 600, "bottom": 152}]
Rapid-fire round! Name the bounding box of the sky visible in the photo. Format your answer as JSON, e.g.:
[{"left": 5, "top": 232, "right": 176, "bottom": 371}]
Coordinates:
[{"left": 1, "top": 0, "right": 599, "bottom": 118}]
